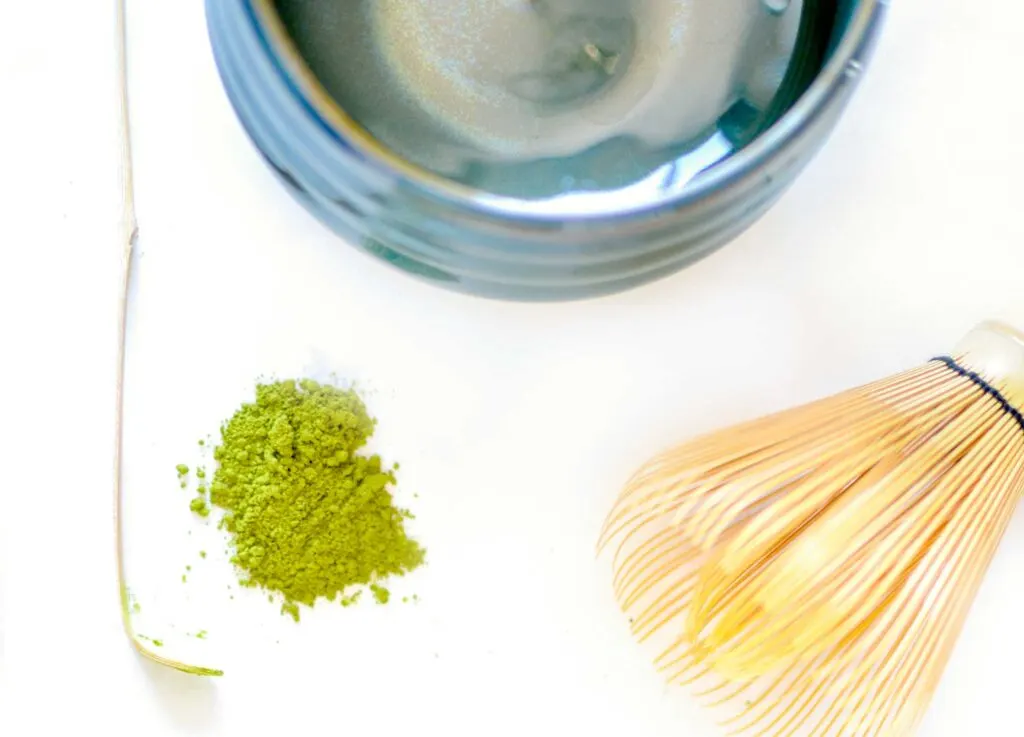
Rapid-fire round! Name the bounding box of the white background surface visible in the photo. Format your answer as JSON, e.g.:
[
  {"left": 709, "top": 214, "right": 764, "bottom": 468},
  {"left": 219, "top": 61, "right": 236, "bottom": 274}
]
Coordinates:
[{"left": 3, "top": 1, "right": 1024, "bottom": 735}]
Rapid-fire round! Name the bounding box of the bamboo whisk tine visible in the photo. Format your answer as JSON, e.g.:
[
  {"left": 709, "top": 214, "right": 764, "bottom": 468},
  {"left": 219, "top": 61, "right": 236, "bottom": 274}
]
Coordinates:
[{"left": 600, "top": 321, "right": 1024, "bottom": 736}]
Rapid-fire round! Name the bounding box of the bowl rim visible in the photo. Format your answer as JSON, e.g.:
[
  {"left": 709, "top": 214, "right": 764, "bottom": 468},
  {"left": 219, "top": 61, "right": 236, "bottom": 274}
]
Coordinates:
[{"left": 246, "top": 0, "right": 885, "bottom": 222}]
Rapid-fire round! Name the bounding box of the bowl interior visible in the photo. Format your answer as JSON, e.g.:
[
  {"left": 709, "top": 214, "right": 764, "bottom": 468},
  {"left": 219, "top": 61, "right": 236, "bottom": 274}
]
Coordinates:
[{"left": 266, "top": 0, "right": 856, "bottom": 207}]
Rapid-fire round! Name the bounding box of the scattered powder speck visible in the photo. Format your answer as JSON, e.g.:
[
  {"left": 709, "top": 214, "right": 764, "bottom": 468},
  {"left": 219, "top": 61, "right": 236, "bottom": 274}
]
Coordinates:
[
  {"left": 370, "top": 584, "right": 390, "bottom": 605},
  {"left": 190, "top": 497, "right": 210, "bottom": 517}
]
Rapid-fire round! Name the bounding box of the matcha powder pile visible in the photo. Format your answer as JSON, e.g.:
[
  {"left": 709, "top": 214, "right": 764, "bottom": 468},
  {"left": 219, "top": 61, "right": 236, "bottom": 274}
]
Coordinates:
[{"left": 207, "top": 379, "right": 424, "bottom": 620}]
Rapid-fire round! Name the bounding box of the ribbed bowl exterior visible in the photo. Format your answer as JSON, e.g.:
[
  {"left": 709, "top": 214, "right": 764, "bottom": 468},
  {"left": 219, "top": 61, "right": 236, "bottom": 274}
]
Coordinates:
[{"left": 206, "top": 0, "right": 885, "bottom": 301}]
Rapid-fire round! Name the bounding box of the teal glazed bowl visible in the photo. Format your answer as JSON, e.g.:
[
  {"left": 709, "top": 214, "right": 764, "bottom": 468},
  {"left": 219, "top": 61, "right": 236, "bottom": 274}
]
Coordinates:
[{"left": 206, "top": 0, "right": 886, "bottom": 301}]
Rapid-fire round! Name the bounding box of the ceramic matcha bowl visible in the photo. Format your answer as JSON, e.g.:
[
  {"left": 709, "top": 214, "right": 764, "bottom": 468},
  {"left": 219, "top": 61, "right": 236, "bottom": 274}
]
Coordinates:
[{"left": 206, "top": 0, "right": 885, "bottom": 301}]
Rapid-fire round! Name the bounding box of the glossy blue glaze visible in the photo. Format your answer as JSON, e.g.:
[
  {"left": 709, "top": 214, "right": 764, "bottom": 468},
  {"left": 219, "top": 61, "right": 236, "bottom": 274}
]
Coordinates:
[{"left": 206, "top": 0, "right": 886, "bottom": 301}]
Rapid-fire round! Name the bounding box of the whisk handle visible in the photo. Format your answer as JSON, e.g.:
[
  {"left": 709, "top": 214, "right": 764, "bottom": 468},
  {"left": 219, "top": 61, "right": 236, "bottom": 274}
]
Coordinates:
[{"left": 947, "top": 320, "right": 1024, "bottom": 419}]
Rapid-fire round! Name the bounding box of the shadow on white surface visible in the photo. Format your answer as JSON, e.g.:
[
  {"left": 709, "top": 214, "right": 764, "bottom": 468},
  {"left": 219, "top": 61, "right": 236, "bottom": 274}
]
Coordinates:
[{"left": 140, "top": 658, "right": 222, "bottom": 731}]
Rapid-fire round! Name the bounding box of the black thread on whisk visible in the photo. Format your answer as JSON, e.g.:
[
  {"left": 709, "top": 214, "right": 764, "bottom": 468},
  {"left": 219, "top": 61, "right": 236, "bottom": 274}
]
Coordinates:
[{"left": 932, "top": 356, "right": 1024, "bottom": 434}]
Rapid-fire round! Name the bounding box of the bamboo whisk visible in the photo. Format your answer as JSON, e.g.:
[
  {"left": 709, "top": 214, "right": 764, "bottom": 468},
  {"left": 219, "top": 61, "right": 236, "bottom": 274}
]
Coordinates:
[{"left": 598, "top": 320, "right": 1024, "bottom": 736}]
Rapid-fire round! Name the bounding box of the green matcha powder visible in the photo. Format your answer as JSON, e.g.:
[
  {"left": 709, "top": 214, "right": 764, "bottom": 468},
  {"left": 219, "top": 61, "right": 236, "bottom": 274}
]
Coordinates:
[{"left": 190, "top": 379, "right": 424, "bottom": 620}]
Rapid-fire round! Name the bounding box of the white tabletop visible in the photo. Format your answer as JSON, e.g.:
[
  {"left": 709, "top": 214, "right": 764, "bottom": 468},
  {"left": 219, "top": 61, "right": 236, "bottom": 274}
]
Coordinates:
[{"left": 3, "top": 1, "right": 1024, "bottom": 735}]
